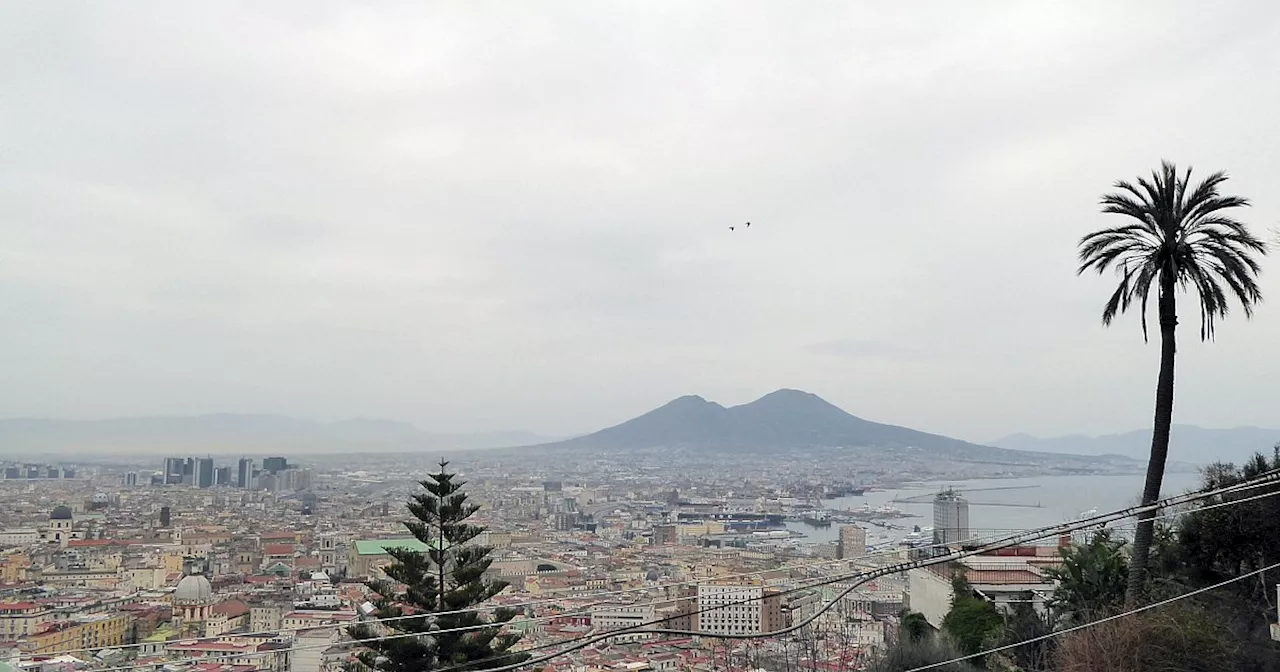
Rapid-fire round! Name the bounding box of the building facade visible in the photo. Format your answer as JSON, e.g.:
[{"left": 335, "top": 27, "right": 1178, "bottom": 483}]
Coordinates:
[
  {"left": 697, "top": 582, "right": 764, "bottom": 636},
  {"left": 932, "top": 491, "right": 970, "bottom": 546},
  {"left": 837, "top": 525, "right": 867, "bottom": 560}
]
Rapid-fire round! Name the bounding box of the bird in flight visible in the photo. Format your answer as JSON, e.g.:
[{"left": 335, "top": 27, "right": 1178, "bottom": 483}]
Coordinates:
[{"left": 730, "top": 222, "right": 750, "bottom": 232}]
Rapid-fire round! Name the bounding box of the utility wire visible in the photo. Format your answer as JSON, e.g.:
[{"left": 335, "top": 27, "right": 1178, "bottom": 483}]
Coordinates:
[
  {"left": 80, "top": 469, "right": 1280, "bottom": 671},
  {"left": 45, "top": 508, "right": 1052, "bottom": 658},
  {"left": 63, "top": 470, "right": 1280, "bottom": 658},
  {"left": 904, "top": 560, "right": 1280, "bottom": 672},
  {"left": 418, "top": 469, "right": 1280, "bottom": 672}
]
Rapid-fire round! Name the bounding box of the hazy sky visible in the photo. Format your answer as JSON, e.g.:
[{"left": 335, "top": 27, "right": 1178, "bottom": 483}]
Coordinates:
[{"left": 4, "top": 2, "right": 1280, "bottom": 443}]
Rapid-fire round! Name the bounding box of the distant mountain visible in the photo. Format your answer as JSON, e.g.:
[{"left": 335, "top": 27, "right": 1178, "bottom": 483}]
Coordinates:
[
  {"left": 0, "top": 414, "right": 551, "bottom": 457},
  {"left": 992, "top": 425, "right": 1280, "bottom": 465},
  {"left": 516, "top": 389, "right": 1137, "bottom": 469}
]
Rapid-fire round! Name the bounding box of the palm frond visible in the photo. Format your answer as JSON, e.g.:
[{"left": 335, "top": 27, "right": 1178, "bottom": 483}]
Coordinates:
[{"left": 1079, "top": 162, "right": 1267, "bottom": 341}]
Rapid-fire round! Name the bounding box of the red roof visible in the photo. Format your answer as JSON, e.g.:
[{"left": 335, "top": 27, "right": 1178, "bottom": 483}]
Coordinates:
[
  {"left": 967, "top": 569, "right": 1047, "bottom": 585},
  {"left": 260, "top": 531, "right": 296, "bottom": 540},
  {"left": 294, "top": 556, "right": 321, "bottom": 567},
  {"left": 0, "top": 602, "right": 39, "bottom": 611},
  {"left": 211, "top": 600, "right": 251, "bottom": 618},
  {"left": 192, "top": 664, "right": 256, "bottom": 672},
  {"left": 169, "top": 642, "right": 252, "bottom": 652},
  {"left": 263, "top": 544, "right": 295, "bottom": 556}
]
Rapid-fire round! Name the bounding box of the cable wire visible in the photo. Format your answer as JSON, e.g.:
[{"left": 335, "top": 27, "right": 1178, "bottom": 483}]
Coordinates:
[
  {"left": 904, "top": 560, "right": 1280, "bottom": 672},
  {"left": 415, "top": 469, "right": 1280, "bottom": 672},
  {"left": 43, "top": 508, "right": 1057, "bottom": 657},
  {"left": 77, "top": 468, "right": 1280, "bottom": 671}
]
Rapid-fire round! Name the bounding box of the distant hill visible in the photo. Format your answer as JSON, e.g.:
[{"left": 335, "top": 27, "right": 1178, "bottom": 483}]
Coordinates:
[
  {"left": 515, "top": 389, "right": 1137, "bottom": 469},
  {"left": 992, "top": 425, "right": 1280, "bottom": 465},
  {"left": 0, "top": 414, "right": 551, "bottom": 457}
]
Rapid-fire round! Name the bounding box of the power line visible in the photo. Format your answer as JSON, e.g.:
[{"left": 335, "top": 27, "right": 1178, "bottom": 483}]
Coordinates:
[
  {"left": 75, "top": 469, "right": 1280, "bottom": 671},
  {"left": 74, "top": 520, "right": 1050, "bottom": 672},
  {"left": 62, "top": 470, "right": 1280, "bottom": 659},
  {"left": 42, "top": 541, "right": 878, "bottom": 657},
  {"left": 85, "top": 471, "right": 1280, "bottom": 672},
  {"left": 904, "top": 560, "right": 1280, "bottom": 672},
  {"left": 418, "top": 469, "right": 1280, "bottom": 672},
  {"left": 45, "top": 510, "right": 1046, "bottom": 657}
]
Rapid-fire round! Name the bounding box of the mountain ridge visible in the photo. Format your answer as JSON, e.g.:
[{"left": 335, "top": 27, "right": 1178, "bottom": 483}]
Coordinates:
[
  {"left": 992, "top": 424, "right": 1280, "bottom": 464},
  {"left": 514, "top": 388, "right": 1136, "bottom": 469},
  {"left": 0, "top": 414, "right": 551, "bottom": 456}
]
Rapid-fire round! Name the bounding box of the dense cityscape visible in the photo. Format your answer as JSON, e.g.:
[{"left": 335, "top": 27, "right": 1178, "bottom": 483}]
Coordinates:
[
  {"left": 7, "top": 3, "right": 1280, "bottom": 671},
  {"left": 0, "top": 443, "right": 1112, "bottom": 672}
]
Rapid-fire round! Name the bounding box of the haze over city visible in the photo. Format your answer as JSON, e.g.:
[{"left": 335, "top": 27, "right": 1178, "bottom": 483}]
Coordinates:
[
  {"left": 8, "top": 4, "right": 1280, "bottom": 672},
  {"left": 5, "top": 2, "right": 1280, "bottom": 445}
]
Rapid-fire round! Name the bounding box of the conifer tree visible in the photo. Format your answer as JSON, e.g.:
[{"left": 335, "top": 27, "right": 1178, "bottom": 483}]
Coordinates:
[{"left": 348, "top": 461, "right": 529, "bottom": 672}]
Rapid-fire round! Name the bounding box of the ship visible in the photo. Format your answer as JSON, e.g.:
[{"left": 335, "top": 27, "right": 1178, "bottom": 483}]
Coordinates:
[
  {"left": 823, "top": 484, "right": 867, "bottom": 498},
  {"left": 800, "top": 510, "right": 832, "bottom": 527}
]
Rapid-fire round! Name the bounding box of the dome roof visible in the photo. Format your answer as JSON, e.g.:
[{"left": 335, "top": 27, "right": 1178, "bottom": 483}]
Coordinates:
[
  {"left": 174, "top": 574, "right": 214, "bottom": 603},
  {"left": 50, "top": 505, "right": 73, "bottom": 520}
]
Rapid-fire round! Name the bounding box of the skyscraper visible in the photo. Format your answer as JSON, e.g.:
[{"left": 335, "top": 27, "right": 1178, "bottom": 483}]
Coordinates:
[
  {"left": 933, "top": 490, "right": 970, "bottom": 546},
  {"left": 214, "top": 466, "right": 232, "bottom": 487},
  {"left": 262, "top": 457, "right": 288, "bottom": 474},
  {"left": 195, "top": 458, "right": 215, "bottom": 489},
  {"left": 837, "top": 524, "right": 867, "bottom": 560},
  {"left": 163, "top": 458, "right": 184, "bottom": 484},
  {"left": 237, "top": 458, "right": 254, "bottom": 488}
]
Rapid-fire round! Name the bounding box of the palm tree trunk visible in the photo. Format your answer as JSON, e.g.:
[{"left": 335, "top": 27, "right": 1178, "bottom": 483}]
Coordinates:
[{"left": 1125, "top": 271, "right": 1178, "bottom": 607}]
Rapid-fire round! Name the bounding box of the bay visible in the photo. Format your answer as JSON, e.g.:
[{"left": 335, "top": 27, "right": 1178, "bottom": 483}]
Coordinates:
[{"left": 785, "top": 471, "right": 1205, "bottom": 545}]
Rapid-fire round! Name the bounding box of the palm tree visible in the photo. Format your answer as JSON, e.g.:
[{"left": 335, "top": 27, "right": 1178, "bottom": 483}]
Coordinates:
[{"left": 1077, "top": 161, "right": 1266, "bottom": 607}]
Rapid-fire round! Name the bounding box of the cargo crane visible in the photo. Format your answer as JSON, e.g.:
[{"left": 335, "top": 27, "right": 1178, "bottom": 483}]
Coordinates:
[{"left": 892, "top": 485, "right": 1042, "bottom": 508}]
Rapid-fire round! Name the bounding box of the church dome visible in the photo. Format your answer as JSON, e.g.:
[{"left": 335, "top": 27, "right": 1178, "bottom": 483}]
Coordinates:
[
  {"left": 50, "top": 506, "right": 73, "bottom": 520},
  {"left": 174, "top": 574, "right": 214, "bottom": 603}
]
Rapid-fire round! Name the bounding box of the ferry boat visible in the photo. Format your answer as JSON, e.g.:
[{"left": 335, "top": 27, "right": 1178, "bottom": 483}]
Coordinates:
[{"left": 899, "top": 527, "right": 934, "bottom": 547}]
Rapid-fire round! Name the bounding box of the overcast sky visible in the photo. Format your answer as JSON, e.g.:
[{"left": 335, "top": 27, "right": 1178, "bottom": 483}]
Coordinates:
[{"left": 3, "top": 2, "right": 1279, "bottom": 443}]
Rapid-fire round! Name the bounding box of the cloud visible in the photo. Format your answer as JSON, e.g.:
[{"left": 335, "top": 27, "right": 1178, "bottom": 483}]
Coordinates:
[
  {"left": 805, "top": 339, "right": 926, "bottom": 360},
  {"left": 2, "top": 2, "right": 1279, "bottom": 441}
]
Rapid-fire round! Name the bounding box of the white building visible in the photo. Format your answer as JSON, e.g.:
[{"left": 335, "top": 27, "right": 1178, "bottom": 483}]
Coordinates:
[
  {"left": 907, "top": 555, "right": 1057, "bottom": 628},
  {"left": 697, "top": 583, "right": 763, "bottom": 636},
  {"left": 0, "top": 529, "right": 39, "bottom": 547},
  {"left": 590, "top": 603, "right": 656, "bottom": 643}
]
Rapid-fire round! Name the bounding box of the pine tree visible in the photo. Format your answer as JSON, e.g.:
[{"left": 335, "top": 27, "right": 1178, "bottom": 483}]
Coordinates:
[{"left": 348, "top": 461, "right": 530, "bottom": 672}]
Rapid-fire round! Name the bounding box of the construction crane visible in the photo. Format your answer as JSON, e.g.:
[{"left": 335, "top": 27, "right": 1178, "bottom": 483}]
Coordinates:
[{"left": 892, "top": 485, "right": 1042, "bottom": 508}]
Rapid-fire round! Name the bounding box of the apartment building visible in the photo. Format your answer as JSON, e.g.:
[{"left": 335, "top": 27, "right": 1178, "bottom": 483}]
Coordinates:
[
  {"left": 24, "top": 613, "right": 133, "bottom": 654},
  {"left": 590, "top": 603, "right": 656, "bottom": 643},
  {"left": 0, "top": 602, "right": 53, "bottom": 640},
  {"left": 697, "top": 582, "right": 763, "bottom": 636}
]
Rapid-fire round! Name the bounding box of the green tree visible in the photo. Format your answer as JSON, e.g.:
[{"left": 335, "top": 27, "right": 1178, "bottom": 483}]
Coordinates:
[
  {"left": 1043, "top": 530, "right": 1129, "bottom": 623},
  {"left": 1175, "top": 448, "right": 1280, "bottom": 664},
  {"left": 990, "top": 595, "right": 1055, "bottom": 671},
  {"left": 348, "top": 461, "right": 529, "bottom": 672},
  {"left": 900, "top": 610, "right": 931, "bottom": 643},
  {"left": 1077, "top": 161, "right": 1267, "bottom": 606},
  {"left": 1180, "top": 448, "right": 1280, "bottom": 590},
  {"left": 942, "top": 575, "right": 1002, "bottom": 658},
  {"left": 866, "top": 637, "right": 982, "bottom": 672}
]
